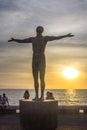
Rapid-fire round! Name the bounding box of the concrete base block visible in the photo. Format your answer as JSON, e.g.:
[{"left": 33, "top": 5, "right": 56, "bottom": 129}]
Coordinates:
[{"left": 20, "top": 100, "right": 58, "bottom": 130}]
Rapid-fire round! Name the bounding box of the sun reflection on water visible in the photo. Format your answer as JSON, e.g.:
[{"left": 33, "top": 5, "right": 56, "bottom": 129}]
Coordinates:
[{"left": 65, "top": 89, "right": 77, "bottom": 105}]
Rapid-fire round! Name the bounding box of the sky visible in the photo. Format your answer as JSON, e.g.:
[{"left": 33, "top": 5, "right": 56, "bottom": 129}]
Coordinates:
[{"left": 0, "top": 0, "right": 87, "bottom": 89}]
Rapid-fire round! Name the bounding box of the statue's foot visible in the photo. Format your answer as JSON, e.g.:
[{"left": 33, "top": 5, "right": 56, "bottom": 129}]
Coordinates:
[
  {"left": 39, "top": 97, "right": 44, "bottom": 101},
  {"left": 32, "top": 97, "right": 39, "bottom": 101}
]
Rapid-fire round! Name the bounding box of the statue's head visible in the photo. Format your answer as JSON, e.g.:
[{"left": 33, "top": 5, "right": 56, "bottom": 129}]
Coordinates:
[{"left": 36, "top": 26, "right": 44, "bottom": 34}]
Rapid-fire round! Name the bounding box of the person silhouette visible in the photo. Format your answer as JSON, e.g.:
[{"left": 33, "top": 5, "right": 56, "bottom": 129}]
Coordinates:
[
  {"left": 46, "top": 91, "right": 55, "bottom": 100},
  {"left": 8, "top": 26, "right": 74, "bottom": 101},
  {"left": 2, "top": 93, "right": 9, "bottom": 107},
  {"left": 23, "top": 90, "right": 30, "bottom": 99}
]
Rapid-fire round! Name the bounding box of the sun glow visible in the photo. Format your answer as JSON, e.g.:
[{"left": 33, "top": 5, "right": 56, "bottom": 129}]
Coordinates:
[{"left": 63, "top": 67, "right": 78, "bottom": 79}]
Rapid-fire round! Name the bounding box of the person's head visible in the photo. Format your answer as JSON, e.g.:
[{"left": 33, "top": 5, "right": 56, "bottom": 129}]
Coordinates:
[
  {"left": 36, "top": 26, "right": 44, "bottom": 35},
  {"left": 46, "top": 91, "right": 50, "bottom": 97},
  {"left": 25, "top": 90, "right": 29, "bottom": 93},
  {"left": 3, "top": 93, "right": 6, "bottom": 97},
  {"left": 50, "top": 92, "right": 53, "bottom": 97}
]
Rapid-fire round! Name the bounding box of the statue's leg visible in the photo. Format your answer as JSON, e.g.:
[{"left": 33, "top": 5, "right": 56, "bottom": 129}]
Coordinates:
[
  {"left": 33, "top": 70, "right": 39, "bottom": 99},
  {"left": 32, "top": 56, "right": 39, "bottom": 99},
  {"left": 39, "top": 55, "right": 45, "bottom": 100},
  {"left": 40, "top": 69, "right": 45, "bottom": 99}
]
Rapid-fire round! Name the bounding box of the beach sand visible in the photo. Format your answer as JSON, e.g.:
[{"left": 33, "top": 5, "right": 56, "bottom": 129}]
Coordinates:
[{"left": 0, "top": 111, "right": 87, "bottom": 130}]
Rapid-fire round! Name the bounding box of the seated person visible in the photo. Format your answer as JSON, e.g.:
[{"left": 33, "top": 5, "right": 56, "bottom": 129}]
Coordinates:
[
  {"left": 23, "top": 90, "right": 30, "bottom": 99},
  {"left": 50, "top": 92, "right": 55, "bottom": 100},
  {"left": 46, "top": 91, "right": 55, "bottom": 100}
]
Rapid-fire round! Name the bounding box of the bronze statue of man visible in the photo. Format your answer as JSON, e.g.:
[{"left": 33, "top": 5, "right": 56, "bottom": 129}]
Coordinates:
[{"left": 8, "top": 26, "right": 74, "bottom": 100}]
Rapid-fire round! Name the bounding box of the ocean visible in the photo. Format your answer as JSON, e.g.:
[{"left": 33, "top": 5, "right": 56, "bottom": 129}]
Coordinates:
[{"left": 0, "top": 89, "right": 87, "bottom": 106}]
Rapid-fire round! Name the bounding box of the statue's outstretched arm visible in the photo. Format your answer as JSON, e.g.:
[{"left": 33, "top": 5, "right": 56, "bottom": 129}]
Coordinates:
[
  {"left": 45, "top": 33, "right": 74, "bottom": 42},
  {"left": 8, "top": 37, "right": 32, "bottom": 43}
]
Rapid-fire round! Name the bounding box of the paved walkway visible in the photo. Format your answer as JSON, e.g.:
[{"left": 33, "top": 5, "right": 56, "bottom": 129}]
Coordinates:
[{"left": 0, "top": 113, "right": 87, "bottom": 130}]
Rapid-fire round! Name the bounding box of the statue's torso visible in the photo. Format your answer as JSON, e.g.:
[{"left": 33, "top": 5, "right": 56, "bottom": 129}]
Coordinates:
[{"left": 32, "top": 36, "right": 47, "bottom": 55}]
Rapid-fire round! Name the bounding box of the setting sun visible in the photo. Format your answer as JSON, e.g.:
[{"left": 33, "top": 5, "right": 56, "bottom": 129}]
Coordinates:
[{"left": 63, "top": 67, "right": 78, "bottom": 79}]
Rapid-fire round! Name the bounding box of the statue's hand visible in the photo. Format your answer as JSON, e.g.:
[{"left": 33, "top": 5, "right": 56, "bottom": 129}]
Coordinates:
[
  {"left": 8, "top": 38, "right": 14, "bottom": 42},
  {"left": 66, "top": 33, "right": 74, "bottom": 37}
]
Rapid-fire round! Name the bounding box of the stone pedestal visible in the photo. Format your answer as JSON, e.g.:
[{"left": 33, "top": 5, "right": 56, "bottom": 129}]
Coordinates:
[{"left": 20, "top": 100, "right": 58, "bottom": 130}]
